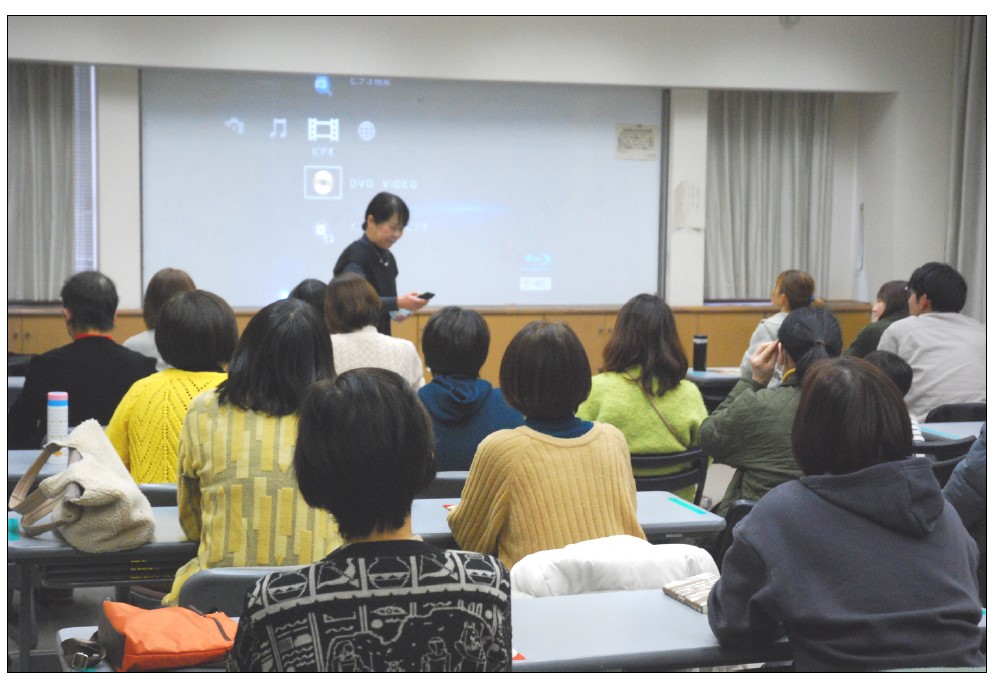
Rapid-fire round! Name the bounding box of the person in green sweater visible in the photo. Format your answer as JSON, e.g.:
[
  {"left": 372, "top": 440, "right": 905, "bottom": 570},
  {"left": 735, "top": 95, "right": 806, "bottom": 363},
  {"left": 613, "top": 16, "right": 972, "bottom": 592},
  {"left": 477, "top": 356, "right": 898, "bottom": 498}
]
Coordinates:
[{"left": 577, "top": 294, "right": 707, "bottom": 502}]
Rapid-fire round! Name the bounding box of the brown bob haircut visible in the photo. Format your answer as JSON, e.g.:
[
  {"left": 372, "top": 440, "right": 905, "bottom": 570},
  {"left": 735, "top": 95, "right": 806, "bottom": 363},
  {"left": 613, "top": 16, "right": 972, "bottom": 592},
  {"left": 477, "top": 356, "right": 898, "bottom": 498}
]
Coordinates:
[
  {"left": 324, "top": 273, "right": 381, "bottom": 334},
  {"left": 142, "top": 268, "right": 196, "bottom": 330},
  {"left": 500, "top": 321, "right": 592, "bottom": 420},
  {"left": 792, "top": 356, "right": 912, "bottom": 476}
]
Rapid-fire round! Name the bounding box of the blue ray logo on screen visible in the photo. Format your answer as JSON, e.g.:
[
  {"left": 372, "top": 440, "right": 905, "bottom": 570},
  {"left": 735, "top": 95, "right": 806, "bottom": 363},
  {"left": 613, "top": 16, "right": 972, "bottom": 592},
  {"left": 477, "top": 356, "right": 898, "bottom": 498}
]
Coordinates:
[
  {"left": 314, "top": 75, "right": 332, "bottom": 97},
  {"left": 521, "top": 253, "right": 552, "bottom": 271}
]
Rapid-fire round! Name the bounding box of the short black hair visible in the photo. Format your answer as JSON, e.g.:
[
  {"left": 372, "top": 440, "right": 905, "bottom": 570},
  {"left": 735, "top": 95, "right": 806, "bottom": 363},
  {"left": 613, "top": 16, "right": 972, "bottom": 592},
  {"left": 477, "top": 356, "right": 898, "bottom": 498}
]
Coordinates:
[
  {"left": 907, "top": 262, "right": 967, "bottom": 313},
  {"left": 142, "top": 268, "right": 196, "bottom": 329},
  {"left": 217, "top": 299, "right": 334, "bottom": 416},
  {"left": 422, "top": 306, "right": 490, "bottom": 377},
  {"left": 288, "top": 278, "right": 327, "bottom": 319},
  {"left": 778, "top": 307, "right": 842, "bottom": 379},
  {"left": 362, "top": 192, "right": 409, "bottom": 230},
  {"left": 155, "top": 290, "right": 238, "bottom": 372},
  {"left": 294, "top": 368, "right": 436, "bottom": 541},
  {"left": 60, "top": 271, "right": 118, "bottom": 332},
  {"left": 793, "top": 357, "right": 912, "bottom": 476},
  {"left": 324, "top": 273, "right": 381, "bottom": 333},
  {"left": 864, "top": 350, "right": 913, "bottom": 397},
  {"left": 500, "top": 321, "right": 592, "bottom": 420}
]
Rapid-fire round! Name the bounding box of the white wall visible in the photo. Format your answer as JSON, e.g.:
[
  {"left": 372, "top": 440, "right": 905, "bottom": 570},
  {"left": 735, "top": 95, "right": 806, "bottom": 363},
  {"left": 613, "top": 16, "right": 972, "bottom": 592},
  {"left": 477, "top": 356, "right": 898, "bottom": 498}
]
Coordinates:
[{"left": 9, "top": 16, "right": 960, "bottom": 307}]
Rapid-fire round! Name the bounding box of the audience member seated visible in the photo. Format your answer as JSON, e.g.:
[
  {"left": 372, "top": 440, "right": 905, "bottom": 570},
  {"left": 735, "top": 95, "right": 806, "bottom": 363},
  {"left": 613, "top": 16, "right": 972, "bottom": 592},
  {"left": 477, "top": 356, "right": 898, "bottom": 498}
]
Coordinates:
[
  {"left": 700, "top": 307, "right": 842, "bottom": 516},
  {"left": 448, "top": 321, "right": 644, "bottom": 568},
  {"left": 943, "top": 425, "right": 987, "bottom": 607},
  {"left": 165, "top": 299, "right": 343, "bottom": 605},
  {"left": 325, "top": 273, "right": 424, "bottom": 389},
  {"left": 877, "top": 262, "right": 986, "bottom": 422},
  {"left": 229, "top": 368, "right": 512, "bottom": 672},
  {"left": 709, "top": 357, "right": 985, "bottom": 671},
  {"left": 287, "top": 277, "right": 327, "bottom": 319},
  {"left": 8, "top": 271, "right": 156, "bottom": 449},
  {"left": 844, "top": 280, "right": 908, "bottom": 358},
  {"left": 107, "top": 290, "right": 237, "bottom": 484},
  {"left": 576, "top": 294, "right": 707, "bottom": 501},
  {"left": 739, "top": 270, "right": 822, "bottom": 386},
  {"left": 863, "top": 350, "right": 924, "bottom": 442},
  {"left": 417, "top": 306, "right": 524, "bottom": 471},
  {"left": 122, "top": 267, "right": 196, "bottom": 370}
]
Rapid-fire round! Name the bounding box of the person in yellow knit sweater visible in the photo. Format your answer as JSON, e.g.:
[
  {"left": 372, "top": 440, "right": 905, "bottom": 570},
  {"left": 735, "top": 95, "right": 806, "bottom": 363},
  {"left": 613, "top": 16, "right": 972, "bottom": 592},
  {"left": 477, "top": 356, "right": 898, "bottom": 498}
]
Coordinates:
[
  {"left": 107, "top": 290, "right": 237, "bottom": 484},
  {"left": 165, "top": 298, "right": 343, "bottom": 604},
  {"left": 448, "top": 321, "right": 645, "bottom": 568}
]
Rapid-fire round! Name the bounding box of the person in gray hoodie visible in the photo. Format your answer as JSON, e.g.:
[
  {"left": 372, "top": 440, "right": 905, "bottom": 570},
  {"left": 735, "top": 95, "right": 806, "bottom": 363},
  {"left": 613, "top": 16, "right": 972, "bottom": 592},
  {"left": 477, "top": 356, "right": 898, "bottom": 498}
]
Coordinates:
[
  {"left": 418, "top": 307, "right": 524, "bottom": 471},
  {"left": 709, "top": 357, "right": 984, "bottom": 671}
]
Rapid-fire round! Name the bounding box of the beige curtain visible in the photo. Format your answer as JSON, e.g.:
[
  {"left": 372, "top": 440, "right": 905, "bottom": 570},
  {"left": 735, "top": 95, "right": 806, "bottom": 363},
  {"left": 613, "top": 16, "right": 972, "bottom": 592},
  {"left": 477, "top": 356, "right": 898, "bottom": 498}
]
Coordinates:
[
  {"left": 7, "top": 62, "right": 76, "bottom": 301},
  {"left": 705, "top": 91, "right": 834, "bottom": 299},
  {"left": 945, "top": 16, "right": 986, "bottom": 323}
]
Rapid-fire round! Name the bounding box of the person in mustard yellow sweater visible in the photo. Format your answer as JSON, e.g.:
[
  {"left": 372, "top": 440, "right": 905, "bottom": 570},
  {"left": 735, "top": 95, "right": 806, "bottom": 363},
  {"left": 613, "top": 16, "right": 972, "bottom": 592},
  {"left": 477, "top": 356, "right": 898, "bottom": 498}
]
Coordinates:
[
  {"left": 448, "top": 321, "right": 645, "bottom": 569},
  {"left": 107, "top": 290, "right": 237, "bottom": 484},
  {"left": 165, "top": 299, "right": 343, "bottom": 605}
]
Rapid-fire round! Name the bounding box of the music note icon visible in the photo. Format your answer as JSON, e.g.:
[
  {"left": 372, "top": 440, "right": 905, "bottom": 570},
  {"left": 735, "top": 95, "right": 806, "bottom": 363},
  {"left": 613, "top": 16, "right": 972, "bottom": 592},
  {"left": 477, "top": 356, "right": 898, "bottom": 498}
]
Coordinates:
[{"left": 270, "top": 118, "right": 288, "bottom": 139}]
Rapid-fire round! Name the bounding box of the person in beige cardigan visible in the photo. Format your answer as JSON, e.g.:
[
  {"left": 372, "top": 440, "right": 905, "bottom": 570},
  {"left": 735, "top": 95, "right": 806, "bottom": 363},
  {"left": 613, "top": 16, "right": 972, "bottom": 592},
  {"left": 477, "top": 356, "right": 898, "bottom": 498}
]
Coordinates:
[{"left": 448, "top": 321, "right": 644, "bottom": 568}]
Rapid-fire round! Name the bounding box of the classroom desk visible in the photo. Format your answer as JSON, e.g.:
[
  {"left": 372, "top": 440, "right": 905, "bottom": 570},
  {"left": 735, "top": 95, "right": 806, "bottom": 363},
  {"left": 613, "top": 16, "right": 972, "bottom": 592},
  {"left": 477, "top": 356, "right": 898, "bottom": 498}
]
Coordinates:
[
  {"left": 412, "top": 491, "right": 725, "bottom": 548},
  {"left": 686, "top": 368, "right": 741, "bottom": 412},
  {"left": 920, "top": 422, "right": 985, "bottom": 442},
  {"left": 8, "top": 507, "right": 197, "bottom": 671}
]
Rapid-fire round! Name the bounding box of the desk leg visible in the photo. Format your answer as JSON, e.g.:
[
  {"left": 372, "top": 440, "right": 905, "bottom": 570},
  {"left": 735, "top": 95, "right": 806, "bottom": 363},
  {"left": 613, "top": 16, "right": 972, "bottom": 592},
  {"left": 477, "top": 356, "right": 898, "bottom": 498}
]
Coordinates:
[{"left": 17, "top": 564, "right": 34, "bottom": 672}]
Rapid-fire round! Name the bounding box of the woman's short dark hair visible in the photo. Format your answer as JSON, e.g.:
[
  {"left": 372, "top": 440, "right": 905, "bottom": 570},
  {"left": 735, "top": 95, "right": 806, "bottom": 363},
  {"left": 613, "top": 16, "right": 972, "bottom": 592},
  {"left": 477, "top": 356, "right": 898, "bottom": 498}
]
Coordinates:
[
  {"left": 793, "top": 356, "right": 912, "bottom": 476},
  {"left": 324, "top": 273, "right": 381, "bottom": 333},
  {"left": 907, "top": 262, "right": 967, "bottom": 313},
  {"left": 500, "top": 321, "right": 592, "bottom": 420},
  {"left": 155, "top": 290, "right": 238, "bottom": 372},
  {"left": 288, "top": 278, "right": 327, "bottom": 320},
  {"left": 422, "top": 307, "right": 490, "bottom": 377},
  {"left": 863, "top": 350, "right": 913, "bottom": 397},
  {"left": 362, "top": 192, "right": 409, "bottom": 230},
  {"left": 776, "top": 270, "right": 823, "bottom": 310},
  {"left": 60, "top": 271, "right": 118, "bottom": 332},
  {"left": 778, "top": 306, "right": 842, "bottom": 379},
  {"left": 217, "top": 299, "right": 334, "bottom": 416},
  {"left": 294, "top": 368, "right": 435, "bottom": 541},
  {"left": 142, "top": 268, "right": 196, "bottom": 330},
  {"left": 875, "top": 280, "right": 909, "bottom": 320},
  {"left": 602, "top": 293, "right": 688, "bottom": 396}
]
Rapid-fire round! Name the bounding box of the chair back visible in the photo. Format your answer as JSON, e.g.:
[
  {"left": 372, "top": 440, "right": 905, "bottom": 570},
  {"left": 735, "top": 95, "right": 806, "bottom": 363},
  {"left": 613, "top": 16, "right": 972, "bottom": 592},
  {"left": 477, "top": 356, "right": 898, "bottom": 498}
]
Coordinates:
[
  {"left": 711, "top": 499, "right": 756, "bottom": 568},
  {"left": 630, "top": 448, "right": 709, "bottom": 505},
  {"left": 137, "top": 483, "right": 177, "bottom": 507},
  {"left": 177, "top": 566, "right": 296, "bottom": 617},
  {"left": 930, "top": 454, "right": 966, "bottom": 489},
  {"left": 926, "top": 402, "right": 987, "bottom": 423},
  {"left": 912, "top": 436, "right": 976, "bottom": 461},
  {"left": 415, "top": 470, "right": 468, "bottom": 499}
]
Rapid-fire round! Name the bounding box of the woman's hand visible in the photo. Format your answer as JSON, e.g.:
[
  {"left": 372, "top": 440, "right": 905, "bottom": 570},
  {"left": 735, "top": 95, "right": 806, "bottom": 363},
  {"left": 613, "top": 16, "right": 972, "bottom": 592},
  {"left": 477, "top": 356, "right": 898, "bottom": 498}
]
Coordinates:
[
  {"left": 397, "top": 292, "right": 429, "bottom": 312},
  {"left": 750, "top": 340, "right": 781, "bottom": 385}
]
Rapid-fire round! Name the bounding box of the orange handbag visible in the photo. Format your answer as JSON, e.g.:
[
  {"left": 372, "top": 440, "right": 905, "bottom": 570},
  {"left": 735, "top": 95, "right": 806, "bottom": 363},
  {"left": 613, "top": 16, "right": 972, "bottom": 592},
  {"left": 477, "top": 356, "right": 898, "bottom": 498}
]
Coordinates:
[{"left": 97, "top": 601, "right": 238, "bottom": 671}]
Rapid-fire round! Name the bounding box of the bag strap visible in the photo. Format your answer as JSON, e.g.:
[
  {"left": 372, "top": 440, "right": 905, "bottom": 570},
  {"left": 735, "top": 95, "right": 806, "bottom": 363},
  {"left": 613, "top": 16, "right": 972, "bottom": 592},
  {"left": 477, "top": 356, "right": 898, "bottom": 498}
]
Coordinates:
[
  {"left": 633, "top": 377, "right": 686, "bottom": 444},
  {"left": 61, "top": 634, "right": 106, "bottom": 671},
  {"left": 10, "top": 446, "right": 84, "bottom": 538}
]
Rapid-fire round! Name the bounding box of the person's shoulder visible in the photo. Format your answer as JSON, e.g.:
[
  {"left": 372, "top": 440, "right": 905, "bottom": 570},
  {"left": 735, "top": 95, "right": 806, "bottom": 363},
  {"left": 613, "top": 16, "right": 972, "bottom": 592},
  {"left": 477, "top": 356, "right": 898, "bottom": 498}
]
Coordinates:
[{"left": 590, "top": 421, "right": 629, "bottom": 445}]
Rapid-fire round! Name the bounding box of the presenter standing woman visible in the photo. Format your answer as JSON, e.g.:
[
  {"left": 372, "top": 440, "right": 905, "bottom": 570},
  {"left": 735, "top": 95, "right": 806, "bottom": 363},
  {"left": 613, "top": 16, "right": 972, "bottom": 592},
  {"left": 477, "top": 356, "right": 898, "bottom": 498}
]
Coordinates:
[{"left": 333, "top": 192, "right": 428, "bottom": 335}]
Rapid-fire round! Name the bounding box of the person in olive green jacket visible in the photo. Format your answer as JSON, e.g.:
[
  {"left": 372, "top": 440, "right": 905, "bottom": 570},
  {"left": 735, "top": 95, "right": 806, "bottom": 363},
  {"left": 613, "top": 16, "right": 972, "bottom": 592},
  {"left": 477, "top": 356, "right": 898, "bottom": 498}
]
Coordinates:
[{"left": 700, "top": 307, "right": 842, "bottom": 516}]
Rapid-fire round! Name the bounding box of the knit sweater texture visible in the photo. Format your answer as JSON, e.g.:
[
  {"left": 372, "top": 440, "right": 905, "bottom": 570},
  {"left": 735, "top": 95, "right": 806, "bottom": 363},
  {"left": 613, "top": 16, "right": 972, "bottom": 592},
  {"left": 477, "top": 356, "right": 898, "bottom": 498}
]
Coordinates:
[
  {"left": 447, "top": 423, "right": 645, "bottom": 568},
  {"left": 166, "top": 390, "right": 343, "bottom": 604},
  {"left": 330, "top": 326, "right": 425, "bottom": 390},
  {"left": 106, "top": 369, "right": 226, "bottom": 483},
  {"left": 576, "top": 369, "right": 707, "bottom": 501}
]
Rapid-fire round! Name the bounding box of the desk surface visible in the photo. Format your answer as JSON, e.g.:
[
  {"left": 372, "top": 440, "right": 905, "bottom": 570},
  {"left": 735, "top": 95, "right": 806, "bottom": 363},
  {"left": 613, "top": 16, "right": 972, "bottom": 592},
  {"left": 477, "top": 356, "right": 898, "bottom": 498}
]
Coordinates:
[
  {"left": 412, "top": 491, "right": 724, "bottom": 548},
  {"left": 686, "top": 368, "right": 741, "bottom": 386},
  {"left": 920, "top": 422, "right": 985, "bottom": 441}
]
